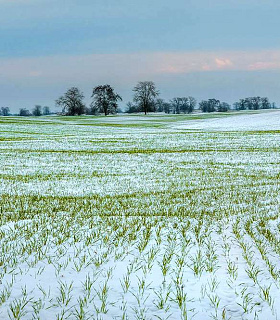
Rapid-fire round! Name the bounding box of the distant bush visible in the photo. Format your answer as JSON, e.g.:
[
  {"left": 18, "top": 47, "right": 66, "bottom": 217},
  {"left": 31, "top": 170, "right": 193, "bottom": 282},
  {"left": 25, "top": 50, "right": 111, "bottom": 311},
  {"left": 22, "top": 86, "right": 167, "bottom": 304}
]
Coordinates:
[
  {"left": 234, "top": 97, "right": 272, "bottom": 110},
  {"left": 19, "top": 108, "right": 31, "bottom": 116}
]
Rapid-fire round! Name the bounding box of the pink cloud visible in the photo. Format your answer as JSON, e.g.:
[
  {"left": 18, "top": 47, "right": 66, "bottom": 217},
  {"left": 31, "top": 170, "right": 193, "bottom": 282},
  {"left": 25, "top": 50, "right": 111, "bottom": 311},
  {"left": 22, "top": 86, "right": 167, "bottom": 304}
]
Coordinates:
[
  {"left": 215, "top": 58, "right": 233, "bottom": 68},
  {"left": 0, "top": 50, "right": 280, "bottom": 85},
  {"left": 248, "top": 61, "right": 280, "bottom": 71},
  {"left": 153, "top": 50, "right": 280, "bottom": 74},
  {"left": 202, "top": 64, "right": 211, "bottom": 71}
]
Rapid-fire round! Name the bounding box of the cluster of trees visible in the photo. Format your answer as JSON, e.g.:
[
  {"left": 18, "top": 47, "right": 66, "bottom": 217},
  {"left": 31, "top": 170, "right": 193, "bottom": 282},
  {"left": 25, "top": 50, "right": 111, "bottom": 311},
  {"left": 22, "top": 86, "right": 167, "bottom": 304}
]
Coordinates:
[
  {"left": 126, "top": 82, "right": 197, "bottom": 114},
  {"left": 56, "top": 81, "right": 179, "bottom": 116},
  {"left": 56, "top": 85, "right": 122, "bottom": 116},
  {"left": 3, "top": 81, "right": 277, "bottom": 117},
  {"left": 127, "top": 95, "right": 275, "bottom": 114},
  {"left": 199, "top": 99, "right": 230, "bottom": 113},
  {"left": 0, "top": 107, "right": 10, "bottom": 116},
  {"left": 18, "top": 106, "right": 51, "bottom": 116},
  {"left": 233, "top": 97, "right": 276, "bottom": 110},
  {"left": 56, "top": 82, "right": 181, "bottom": 116},
  {"left": 126, "top": 96, "right": 197, "bottom": 114},
  {"left": 125, "top": 83, "right": 275, "bottom": 114}
]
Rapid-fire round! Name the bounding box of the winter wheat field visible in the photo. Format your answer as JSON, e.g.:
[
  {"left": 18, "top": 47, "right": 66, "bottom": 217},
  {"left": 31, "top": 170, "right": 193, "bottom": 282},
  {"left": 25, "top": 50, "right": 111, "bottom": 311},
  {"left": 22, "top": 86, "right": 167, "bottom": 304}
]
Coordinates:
[{"left": 1, "top": 110, "right": 280, "bottom": 320}]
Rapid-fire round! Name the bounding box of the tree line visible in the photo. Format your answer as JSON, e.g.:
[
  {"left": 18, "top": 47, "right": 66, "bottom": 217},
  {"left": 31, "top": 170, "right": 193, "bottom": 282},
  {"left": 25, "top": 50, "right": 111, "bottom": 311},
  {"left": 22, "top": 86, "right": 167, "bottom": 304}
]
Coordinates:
[
  {"left": 18, "top": 106, "right": 51, "bottom": 117},
  {"left": 1, "top": 81, "right": 277, "bottom": 116},
  {"left": 0, "top": 106, "right": 51, "bottom": 116}
]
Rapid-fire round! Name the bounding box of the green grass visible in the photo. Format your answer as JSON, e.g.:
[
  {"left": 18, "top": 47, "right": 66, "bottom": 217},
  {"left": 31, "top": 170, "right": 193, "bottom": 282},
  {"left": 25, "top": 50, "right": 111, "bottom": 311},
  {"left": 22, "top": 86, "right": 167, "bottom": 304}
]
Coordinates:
[{"left": 0, "top": 111, "right": 280, "bottom": 319}]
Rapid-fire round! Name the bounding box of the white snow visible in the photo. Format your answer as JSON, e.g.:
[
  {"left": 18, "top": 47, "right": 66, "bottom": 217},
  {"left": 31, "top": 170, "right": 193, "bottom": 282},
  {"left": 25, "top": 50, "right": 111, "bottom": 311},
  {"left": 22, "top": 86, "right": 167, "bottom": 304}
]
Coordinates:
[
  {"left": 1, "top": 112, "right": 280, "bottom": 319},
  {"left": 174, "top": 110, "right": 280, "bottom": 131}
]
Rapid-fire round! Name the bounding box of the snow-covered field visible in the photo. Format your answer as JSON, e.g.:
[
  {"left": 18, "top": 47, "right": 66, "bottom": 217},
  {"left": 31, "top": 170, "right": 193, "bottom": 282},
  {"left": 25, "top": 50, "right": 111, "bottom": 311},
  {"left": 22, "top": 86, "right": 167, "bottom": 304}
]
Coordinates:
[
  {"left": 0, "top": 111, "right": 280, "bottom": 320},
  {"left": 174, "top": 110, "right": 280, "bottom": 131}
]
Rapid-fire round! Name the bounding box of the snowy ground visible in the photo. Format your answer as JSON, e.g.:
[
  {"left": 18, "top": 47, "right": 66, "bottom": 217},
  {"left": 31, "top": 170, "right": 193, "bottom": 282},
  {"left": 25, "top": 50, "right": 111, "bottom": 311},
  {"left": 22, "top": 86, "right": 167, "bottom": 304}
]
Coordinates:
[
  {"left": 0, "top": 111, "right": 280, "bottom": 320},
  {"left": 174, "top": 110, "right": 280, "bottom": 131}
]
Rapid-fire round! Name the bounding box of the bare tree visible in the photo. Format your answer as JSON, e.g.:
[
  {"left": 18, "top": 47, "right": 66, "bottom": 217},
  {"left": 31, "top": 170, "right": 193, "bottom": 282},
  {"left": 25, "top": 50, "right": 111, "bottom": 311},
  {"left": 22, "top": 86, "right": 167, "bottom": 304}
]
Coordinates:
[
  {"left": 163, "top": 102, "right": 172, "bottom": 114},
  {"left": 154, "top": 98, "right": 165, "bottom": 112},
  {"left": 170, "top": 98, "right": 181, "bottom": 114},
  {"left": 56, "top": 87, "right": 85, "bottom": 115},
  {"left": 133, "top": 81, "right": 159, "bottom": 115},
  {"left": 19, "top": 108, "right": 31, "bottom": 116},
  {"left": 217, "top": 102, "right": 230, "bottom": 112},
  {"left": 181, "top": 96, "right": 196, "bottom": 113},
  {"left": 43, "top": 106, "right": 50, "bottom": 115},
  {"left": 0, "top": 107, "right": 10, "bottom": 116},
  {"left": 32, "top": 105, "right": 42, "bottom": 116},
  {"left": 90, "top": 84, "right": 122, "bottom": 116}
]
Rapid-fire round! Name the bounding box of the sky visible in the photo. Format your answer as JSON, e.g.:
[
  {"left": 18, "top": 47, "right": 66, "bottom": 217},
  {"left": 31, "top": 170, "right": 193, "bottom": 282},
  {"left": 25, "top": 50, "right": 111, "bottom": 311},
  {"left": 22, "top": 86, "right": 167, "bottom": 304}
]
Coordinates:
[{"left": 1, "top": 0, "right": 280, "bottom": 112}]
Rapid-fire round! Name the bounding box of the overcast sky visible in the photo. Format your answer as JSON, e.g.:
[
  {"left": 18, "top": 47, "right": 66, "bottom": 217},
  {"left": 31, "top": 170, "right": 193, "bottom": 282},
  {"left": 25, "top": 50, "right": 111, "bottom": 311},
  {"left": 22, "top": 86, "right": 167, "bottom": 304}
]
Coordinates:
[{"left": 1, "top": 0, "right": 280, "bottom": 112}]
